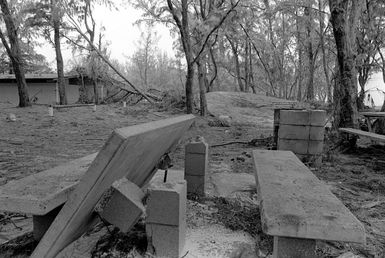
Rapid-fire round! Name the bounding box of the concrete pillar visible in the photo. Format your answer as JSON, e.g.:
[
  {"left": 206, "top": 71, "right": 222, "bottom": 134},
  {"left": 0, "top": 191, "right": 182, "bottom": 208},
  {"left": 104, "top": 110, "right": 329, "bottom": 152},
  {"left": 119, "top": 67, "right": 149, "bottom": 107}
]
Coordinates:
[
  {"left": 273, "top": 236, "right": 318, "bottom": 258},
  {"left": 99, "top": 178, "right": 145, "bottom": 232},
  {"left": 184, "top": 138, "right": 208, "bottom": 197},
  {"left": 277, "top": 109, "right": 326, "bottom": 166},
  {"left": 33, "top": 205, "right": 63, "bottom": 241},
  {"left": 146, "top": 180, "right": 187, "bottom": 258}
]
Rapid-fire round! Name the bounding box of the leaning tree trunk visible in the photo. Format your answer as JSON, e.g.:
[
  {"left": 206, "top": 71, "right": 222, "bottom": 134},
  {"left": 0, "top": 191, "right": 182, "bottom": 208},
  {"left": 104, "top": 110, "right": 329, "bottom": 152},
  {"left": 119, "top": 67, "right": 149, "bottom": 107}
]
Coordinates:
[
  {"left": 0, "top": 0, "right": 30, "bottom": 107},
  {"left": 52, "top": 0, "right": 67, "bottom": 105},
  {"left": 329, "top": 0, "right": 361, "bottom": 145}
]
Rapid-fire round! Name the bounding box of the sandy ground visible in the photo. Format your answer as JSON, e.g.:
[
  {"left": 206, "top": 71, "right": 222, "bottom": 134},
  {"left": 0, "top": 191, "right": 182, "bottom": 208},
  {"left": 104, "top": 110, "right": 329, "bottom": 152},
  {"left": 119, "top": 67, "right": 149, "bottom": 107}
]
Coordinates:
[{"left": 0, "top": 92, "right": 384, "bottom": 257}]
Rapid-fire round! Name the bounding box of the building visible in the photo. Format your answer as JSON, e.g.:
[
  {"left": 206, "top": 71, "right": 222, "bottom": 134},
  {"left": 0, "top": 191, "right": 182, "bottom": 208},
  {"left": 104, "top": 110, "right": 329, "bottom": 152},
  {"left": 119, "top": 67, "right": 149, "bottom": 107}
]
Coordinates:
[{"left": 0, "top": 73, "right": 106, "bottom": 105}]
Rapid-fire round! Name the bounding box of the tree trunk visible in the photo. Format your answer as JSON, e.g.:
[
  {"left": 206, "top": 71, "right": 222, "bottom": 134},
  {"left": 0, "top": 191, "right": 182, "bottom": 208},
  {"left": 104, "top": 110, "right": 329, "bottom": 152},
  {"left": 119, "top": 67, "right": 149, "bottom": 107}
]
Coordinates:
[
  {"left": 0, "top": 0, "right": 30, "bottom": 107},
  {"left": 93, "top": 78, "right": 99, "bottom": 104},
  {"left": 305, "top": 5, "right": 314, "bottom": 100},
  {"left": 244, "top": 36, "right": 250, "bottom": 92},
  {"left": 196, "top": 59, "right": 207, "bottom": 116},
  {"left": 319, "top": 0, "right": 332, "bottom": 103},
  {"left": 296, "top": 10, "right": 303, "bottom": 102},
  {"left": 329, "top": 0, "right": 361, "bottom": 144},
  {"left": 185, "top": 62, "right": 194, "bottom": 114},
  {"left": 227, "top": 36, "right": 244, "bottom": 92},
  {"left": 52, "top": 0, "right": 67, "bottom": 105}
]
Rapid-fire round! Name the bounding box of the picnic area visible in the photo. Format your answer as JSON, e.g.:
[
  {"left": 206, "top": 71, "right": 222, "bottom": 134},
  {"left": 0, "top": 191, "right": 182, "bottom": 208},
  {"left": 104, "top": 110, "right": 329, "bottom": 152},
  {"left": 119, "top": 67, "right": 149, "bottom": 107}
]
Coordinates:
[{"left": 0, "top": 91, "right": 384, "bottom": 257}]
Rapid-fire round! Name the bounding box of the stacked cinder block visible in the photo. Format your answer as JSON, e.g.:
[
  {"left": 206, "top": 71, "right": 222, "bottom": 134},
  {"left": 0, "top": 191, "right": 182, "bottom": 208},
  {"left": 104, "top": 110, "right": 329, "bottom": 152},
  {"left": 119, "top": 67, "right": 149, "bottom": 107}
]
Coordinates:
[
  {"left": 146, "top": 180, "right": 187, "bottom": 258},
  {"left": 277, "top": 109, "right": 326, "bottom": 165},
  {"left": 184, "top": 138, "right": 208, "bottom": 197}
]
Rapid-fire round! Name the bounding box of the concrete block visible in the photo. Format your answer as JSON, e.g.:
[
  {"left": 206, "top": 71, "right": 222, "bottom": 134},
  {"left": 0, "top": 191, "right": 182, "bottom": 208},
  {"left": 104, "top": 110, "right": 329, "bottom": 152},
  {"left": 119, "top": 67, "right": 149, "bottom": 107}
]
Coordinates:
[
  {"left": 146, "top": 180, "right": 187, "bottom": 226},
  {"left": 185, "top": 174, "right": 205, "bottom": 197},
  {"left": 99, "top": 178, "right": 145, "bottom": 232},
  {"left": 278, "top": 125, "right": 310, "bottom": 140},
  {"left": 185, "top": 140, "right": 208, "bottom": 154},
  {"left": 308, "top": 140, "right": 324, "bottom": 155},
  {"left": 277, "top": 139, "right": 308, "bottom": 155},
  {"left": 33, "top": 205, "right": 63, "bottom": 241},
  {"left": 279, "top": 110, "right": 309, "bottom": 125},
  {"left": 278, "top": 139, "right": 323, "bottom": 155},
  {"left": 273, "top": 236, "right": 317, "bottom": 258},
  {"left": 146, "top": 222, "right": 186, "bottom": 258},
  {"left": 309, "top": 126, "right": 325, "bottom": 141},
  {"left": 309, "top": 110, "right": 326, "bottom": 126},
  {"left": 185, "top": 153, "right": 208, "bottom": 176}
]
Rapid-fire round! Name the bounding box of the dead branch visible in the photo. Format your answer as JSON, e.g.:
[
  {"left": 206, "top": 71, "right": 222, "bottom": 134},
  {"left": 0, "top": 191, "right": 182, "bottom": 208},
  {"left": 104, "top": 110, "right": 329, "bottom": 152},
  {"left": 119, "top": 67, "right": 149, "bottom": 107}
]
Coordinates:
[
  {"left": 64, "top": 12, "right": 154, "bottom": 104},
  {"left": 211, "top": 137, "right": 272, "bottom": 148}
]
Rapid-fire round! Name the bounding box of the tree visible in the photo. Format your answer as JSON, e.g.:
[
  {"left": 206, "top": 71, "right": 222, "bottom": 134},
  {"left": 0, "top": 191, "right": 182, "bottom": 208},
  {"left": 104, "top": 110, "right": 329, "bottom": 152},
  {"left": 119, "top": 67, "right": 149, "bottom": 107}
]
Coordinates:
[
  {"left": 0, "top": 0, "right": 30, "bottom": 107},
  {"left": 26, "top": 0, "right": 67, "bottom": 104},
  {"left": 329, "top": 0, "right": 362, "bottom": 143}
]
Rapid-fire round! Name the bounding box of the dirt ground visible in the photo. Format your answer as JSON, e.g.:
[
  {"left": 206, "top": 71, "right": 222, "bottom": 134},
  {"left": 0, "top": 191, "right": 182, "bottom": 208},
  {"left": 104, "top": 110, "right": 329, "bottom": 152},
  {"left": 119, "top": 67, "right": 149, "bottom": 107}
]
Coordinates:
[{"left": 0, "top": 97, "right": 384, "bottom": 257}]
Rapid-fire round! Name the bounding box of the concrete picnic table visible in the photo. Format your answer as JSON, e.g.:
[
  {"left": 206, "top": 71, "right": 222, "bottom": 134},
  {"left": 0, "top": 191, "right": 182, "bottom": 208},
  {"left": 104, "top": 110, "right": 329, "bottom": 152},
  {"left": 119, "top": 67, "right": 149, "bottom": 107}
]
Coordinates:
[{"left": 360, "top": 112, "right": 385, "bottom": 132}]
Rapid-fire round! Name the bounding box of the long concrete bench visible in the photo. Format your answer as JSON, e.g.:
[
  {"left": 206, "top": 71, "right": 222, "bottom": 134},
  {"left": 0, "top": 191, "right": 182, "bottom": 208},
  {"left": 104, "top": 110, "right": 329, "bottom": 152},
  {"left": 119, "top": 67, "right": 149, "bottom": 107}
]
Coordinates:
[
  {"left": 0, "top": 153, "right": 97, "bottom": 240},
  {"left": 252, "top": 150, "right": 366, "bottom": 258},
  {"left": 339, "top": 127, "right": 385, "bottom": 143}
]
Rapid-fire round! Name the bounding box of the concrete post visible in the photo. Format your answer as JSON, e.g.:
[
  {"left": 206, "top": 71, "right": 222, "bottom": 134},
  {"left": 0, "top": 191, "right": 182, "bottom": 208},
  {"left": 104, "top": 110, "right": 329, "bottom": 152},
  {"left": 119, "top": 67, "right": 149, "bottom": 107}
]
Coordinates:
[
  {"left": 184, "top": 137, "right": 208, "bottom": 197},
  {"left": 273, "top": 236, "right": 318, "bottom": 258},
  {"left": 146, "top": 180, "right": 187, "bottom": 258},
  {"left": 33, "top": 205, "right": 63, "bottom": 241}
]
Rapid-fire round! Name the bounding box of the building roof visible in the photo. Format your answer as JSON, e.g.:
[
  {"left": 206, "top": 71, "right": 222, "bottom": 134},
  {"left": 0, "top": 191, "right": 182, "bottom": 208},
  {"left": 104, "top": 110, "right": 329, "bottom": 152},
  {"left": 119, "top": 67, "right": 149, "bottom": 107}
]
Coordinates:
[{"left": 0, "top": 73, "right": 77, "bottom": 83}]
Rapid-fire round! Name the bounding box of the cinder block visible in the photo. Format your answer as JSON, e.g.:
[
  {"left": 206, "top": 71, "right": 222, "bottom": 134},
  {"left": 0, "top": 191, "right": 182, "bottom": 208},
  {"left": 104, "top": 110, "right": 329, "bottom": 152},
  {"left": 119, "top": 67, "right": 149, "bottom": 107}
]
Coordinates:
[
  {"left": 185, "top": 174, "right": 205, "bottom": 197},
  {"left": 185, "top": 141, "right": 208, "bottom": 154},
  {"left": 99, "top": 178, "right": 145, "bottom": 232},
  {"left": 273, "top": 236, "right": 317, "bottom": 258},
  {"left": 146, "top": 180, "right": 187, "bottom": 226},
  {"left": 309, "top": 110, "right": 326, "bottom": 126},
  {"left": 279, "top": 110, "right": 309, "bottom": 125},
  {"left": 309, "top": 126, "right": 324, "bottom": 141},
  {"left": 185, "top": 153, "right": 208, "bottom": 176},
  {"left": 308, "top": 140, "right": 324, "bottom": 155},
  {"left": 277, "top": 139, "right": 309, "bottom": 155},
  {"left": 278, "top": 125, "right": 310, "bottom": 140},
  {"left": 33, "top": 205, "right": 63, "bottom": 241},
  {"left": 146, "top": 222, "right": 186, "bottom": 258}
]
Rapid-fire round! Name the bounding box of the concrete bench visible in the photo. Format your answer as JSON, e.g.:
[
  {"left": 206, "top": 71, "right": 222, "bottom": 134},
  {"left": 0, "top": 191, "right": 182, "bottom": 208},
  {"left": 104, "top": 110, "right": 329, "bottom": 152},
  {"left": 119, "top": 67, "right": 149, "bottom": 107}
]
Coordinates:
[
  {"left": 0, "top": 154, "right": 97, "bottom": 240},
  {"left": 339, "top": 127, "right": 385, "bottom": 143},
  {"left": 0, "top": 115, "right": 195, "bottom": 247},
  {"left": 252, "top": 150, "right": 366, "bottom": 258}
]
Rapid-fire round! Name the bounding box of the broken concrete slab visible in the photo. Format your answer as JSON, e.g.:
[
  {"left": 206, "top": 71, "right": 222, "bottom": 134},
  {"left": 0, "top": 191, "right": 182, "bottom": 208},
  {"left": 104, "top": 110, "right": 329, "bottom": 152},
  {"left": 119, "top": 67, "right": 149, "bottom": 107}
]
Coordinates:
[
  {"left": 99, "top": 178, "right": 145, "bottom": 232},
  {"left": 31, "top": 115, "right": 195, "bottom": 258}
]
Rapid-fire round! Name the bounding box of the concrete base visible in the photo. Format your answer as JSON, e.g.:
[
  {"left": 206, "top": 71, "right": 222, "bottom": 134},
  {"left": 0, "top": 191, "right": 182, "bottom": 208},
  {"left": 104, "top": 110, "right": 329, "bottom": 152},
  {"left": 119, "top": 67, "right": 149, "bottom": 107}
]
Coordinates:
[
  {"left": 273, "top": 236, "right": 318, "bottom": 258},
  {"left": 146, "top": 180, "right": 187, "bottom": 257},
  {"left": 146, "top": 222, "right": 186, "bottom": 258},
  {"left": 33, "top": 205, "right": 63, "bottom": 241},
  {"left": 185, "top": 174, "right": 205, "bottom": 197}
]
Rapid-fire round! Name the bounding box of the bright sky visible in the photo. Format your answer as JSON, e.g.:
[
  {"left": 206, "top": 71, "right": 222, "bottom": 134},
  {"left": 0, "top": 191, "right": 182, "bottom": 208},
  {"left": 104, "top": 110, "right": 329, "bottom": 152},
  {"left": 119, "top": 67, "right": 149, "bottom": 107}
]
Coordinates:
[{"left": 36, "top": 3, "right": 175, "bottom": 70}]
